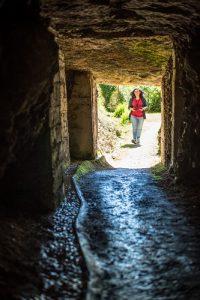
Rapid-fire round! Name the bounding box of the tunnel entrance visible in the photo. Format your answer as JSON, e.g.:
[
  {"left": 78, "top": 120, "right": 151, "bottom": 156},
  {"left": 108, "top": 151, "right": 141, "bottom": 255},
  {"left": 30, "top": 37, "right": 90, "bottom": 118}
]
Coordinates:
[{"left": 62, "top": 36, "right": 173, "bottom": 168}]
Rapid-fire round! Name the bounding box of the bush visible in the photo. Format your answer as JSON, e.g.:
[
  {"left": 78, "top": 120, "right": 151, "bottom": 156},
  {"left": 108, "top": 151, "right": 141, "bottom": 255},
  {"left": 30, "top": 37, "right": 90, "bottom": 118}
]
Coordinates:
[
  {"left": 113, "top": 103, "right": 130, "bottom": 125},
  {"left": 139, "top": 86, "right": 161, "bottom": 112},
  {"left": 114, "top": 103, "right": 126, "bottom": 117},
  {"left": 147, "top": 95, "right": 161, "bottom": 112},
  {"left": 120, "top": 112, "right": 129, "bottom": 125}
]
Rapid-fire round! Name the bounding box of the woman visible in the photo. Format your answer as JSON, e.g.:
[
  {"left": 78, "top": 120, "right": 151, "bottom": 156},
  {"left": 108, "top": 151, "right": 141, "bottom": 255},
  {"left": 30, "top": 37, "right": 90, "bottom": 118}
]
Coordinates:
[{"left": 128, "top": 88, "right": 148, "bottom": 144}]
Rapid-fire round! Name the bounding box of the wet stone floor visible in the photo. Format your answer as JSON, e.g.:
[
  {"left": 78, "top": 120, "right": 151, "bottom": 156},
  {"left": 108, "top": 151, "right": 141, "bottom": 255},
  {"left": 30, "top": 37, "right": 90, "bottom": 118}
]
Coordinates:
[
  {"left": 1, "top": 166, "right": 200, "bottom": 300},
  {"left": 76, "top": 168, "right": 200, "bottom": 300},
  {"left": 0, "top": 180, "right": 87, "bottom": 300}
]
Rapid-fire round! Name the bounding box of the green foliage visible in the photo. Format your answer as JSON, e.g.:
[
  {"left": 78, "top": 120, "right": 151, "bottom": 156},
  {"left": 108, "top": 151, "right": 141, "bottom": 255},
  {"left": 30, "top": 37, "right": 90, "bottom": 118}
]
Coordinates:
[
  {"left": 113, "top": 102, "right": 130, "bottom": 125},
  {"left": 114, "top": 103, "right": 126, "bottom": 117},
  {"left": 73, "top": 161, "right": 96, "bottom": 181},
  {"left": 139, "top": 85, "right": 161, "bottom": 112},
  {"left": 150, "top": 163, "right": 166, "bottom": 182},
  {"left": 99, "top": 84, "right": 117, "bottom": 111},
  {"left": 120, "top": 112, "right": 129, "bottom": 125},
  {"left": 99, "top": 85, "right": 126, "bottom": 112},
  {"left": 148, "top": 95, "right": 161, "bottom": 112},
  {"left": 109, "top": 89, "right": 125, "bottom": 112},
  {"left": 117, "top": 90, "right": 125, "bottom": 103},
  {"left": 98, "top": 84, "right": 161, "bottom": 114}
]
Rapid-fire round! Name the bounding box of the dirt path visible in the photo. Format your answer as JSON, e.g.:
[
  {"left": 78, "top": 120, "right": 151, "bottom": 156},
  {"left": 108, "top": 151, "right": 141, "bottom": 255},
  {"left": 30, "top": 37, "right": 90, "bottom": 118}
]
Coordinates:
[{"left": 105, "top": 113, "right": 161, "bottom": 168}]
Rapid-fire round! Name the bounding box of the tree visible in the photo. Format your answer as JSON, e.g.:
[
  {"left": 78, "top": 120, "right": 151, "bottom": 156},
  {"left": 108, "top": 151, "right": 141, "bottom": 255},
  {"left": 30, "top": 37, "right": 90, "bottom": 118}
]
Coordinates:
[
  {"left": 99, "top": 84, "right": 116, "bottom": 111},
  {"left": 139, "top": 85, "right": 161, "bottom": 112}
]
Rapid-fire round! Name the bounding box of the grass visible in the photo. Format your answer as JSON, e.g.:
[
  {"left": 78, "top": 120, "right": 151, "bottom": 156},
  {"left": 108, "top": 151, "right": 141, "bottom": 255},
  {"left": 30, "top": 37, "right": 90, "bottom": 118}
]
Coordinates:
[
  {"left": 150, "top": 162, "right": 167, "bottom": 182},
  {"left": 73, "top": 157, "right": 113, "bottom": 181}
]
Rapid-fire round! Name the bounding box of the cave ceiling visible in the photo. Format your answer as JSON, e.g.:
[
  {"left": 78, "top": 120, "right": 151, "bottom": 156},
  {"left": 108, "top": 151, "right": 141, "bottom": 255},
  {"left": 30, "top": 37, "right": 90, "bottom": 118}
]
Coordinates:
[{"left": 41, "top": 0, "right": 200, "bottom": 85}]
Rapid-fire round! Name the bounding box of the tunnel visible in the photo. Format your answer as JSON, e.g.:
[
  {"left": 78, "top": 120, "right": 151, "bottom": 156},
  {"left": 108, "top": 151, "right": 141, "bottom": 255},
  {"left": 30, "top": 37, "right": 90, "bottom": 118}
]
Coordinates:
[{"left": 0, "top": 0, "right": 200, "bottom": 298}]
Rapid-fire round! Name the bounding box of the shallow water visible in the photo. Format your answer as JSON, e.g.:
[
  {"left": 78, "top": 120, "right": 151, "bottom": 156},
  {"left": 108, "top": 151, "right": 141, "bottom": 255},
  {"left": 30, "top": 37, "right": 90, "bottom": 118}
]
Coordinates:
[{"left": 77, "top": 169, "right": 200, "bottom": 300}]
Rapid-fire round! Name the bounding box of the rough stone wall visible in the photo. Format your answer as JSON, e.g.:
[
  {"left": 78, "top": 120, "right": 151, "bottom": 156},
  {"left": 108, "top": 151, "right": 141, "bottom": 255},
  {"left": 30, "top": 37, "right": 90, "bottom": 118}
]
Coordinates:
[
  {"left": 49, "top": 51, "right": 70, "bottom": 205},
  {"left": 161, "top": 38, "right": 200, "bottom": 183},
  {"left": 57, "top": 36, "right": 172, "bottom": 86},
  {"left": 0, "top": 0, "right": 59, "bottom": 211},
  {"left": 173, "top": 35, "right": 200, "bottom": 182},
  {"left": 67, "top": 70, "right": 97, "bottom": 160},
  {"left": 161, "top": 56, "right": 173, "bottom": 166},
  {"left": 41, "top": 1, "right": 200, "bottom": 39},
  {"left": 40, "top": 0, "right": 200, "bottom": 88}
]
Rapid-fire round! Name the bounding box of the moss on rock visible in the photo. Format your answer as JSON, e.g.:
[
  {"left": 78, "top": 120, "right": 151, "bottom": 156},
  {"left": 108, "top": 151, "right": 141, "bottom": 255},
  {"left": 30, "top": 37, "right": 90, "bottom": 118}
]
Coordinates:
[
  {"left": 129, "top": 37, "right": 171, "bottom": 69},
  {"left": 73, "top": 156, "right": 113, "bottom": 181}
]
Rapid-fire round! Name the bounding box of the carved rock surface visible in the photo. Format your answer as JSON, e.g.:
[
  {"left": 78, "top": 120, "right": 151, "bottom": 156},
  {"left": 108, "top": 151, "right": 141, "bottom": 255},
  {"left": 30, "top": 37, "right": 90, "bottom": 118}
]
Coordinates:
[{"left": 41, "top": 0, "right": 200, "bottom": 84}]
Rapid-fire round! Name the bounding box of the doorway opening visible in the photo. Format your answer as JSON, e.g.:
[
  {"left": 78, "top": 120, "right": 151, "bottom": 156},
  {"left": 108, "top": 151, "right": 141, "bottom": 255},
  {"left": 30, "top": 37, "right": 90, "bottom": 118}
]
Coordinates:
[
  {"left": 97, "top": 84, "right": 161, "bottom": 168},
  {"left": 64, "top": 35, "right": 173, "bottom": 170}
]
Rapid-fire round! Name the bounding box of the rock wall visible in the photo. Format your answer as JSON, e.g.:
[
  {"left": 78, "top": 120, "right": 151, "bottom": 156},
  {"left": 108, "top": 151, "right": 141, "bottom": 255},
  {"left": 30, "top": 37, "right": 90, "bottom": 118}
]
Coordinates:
[
  {"left": 161, "top": 56, "right": 173, "bottom": 166},
  {"left": 173, "top": 35, "right": 200, "bottom": 182},
  {"left": 50, "top": 51, "right": 70, "bottom": 206},
  {"left": 0, "top": 0, "right": 61, "bottom": 211},
  {"left": 67, "top": 70, "right": 97, "bottom": 160},
  {"left": 161, "top": 37, "right": 200, "bottom": 184}
]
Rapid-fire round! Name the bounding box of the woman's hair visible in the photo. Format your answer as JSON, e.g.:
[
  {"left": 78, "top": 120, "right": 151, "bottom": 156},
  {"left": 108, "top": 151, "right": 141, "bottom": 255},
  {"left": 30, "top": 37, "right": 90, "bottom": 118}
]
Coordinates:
[{"left": 130, "top": 88, "right": 144, "bottom": 98}]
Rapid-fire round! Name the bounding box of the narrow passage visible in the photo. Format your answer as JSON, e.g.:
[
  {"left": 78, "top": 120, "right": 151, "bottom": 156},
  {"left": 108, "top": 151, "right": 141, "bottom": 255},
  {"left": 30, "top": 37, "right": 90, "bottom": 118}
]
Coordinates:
[{"left": 76, "top": 168, "right": 200, "bottom": 300}]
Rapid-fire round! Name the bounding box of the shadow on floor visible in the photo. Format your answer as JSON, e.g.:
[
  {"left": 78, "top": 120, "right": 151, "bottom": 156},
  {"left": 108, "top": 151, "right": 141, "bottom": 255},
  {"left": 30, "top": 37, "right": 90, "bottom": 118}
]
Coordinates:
[{"left": 120, "top": 143, "right": 141, "bottom": 148}]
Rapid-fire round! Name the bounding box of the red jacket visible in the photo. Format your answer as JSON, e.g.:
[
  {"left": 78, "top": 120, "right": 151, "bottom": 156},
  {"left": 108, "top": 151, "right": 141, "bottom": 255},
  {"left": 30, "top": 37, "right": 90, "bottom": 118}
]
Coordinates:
[{"left": 131, "top": 98, "right": 144, "bottom": 118}]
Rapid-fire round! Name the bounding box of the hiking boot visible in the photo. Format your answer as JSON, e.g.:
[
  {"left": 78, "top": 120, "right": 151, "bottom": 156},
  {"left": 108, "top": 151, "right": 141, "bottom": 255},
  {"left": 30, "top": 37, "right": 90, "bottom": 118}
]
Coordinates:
[{"left": 132, "top": 139, "right": 136, "bottom": 144}]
